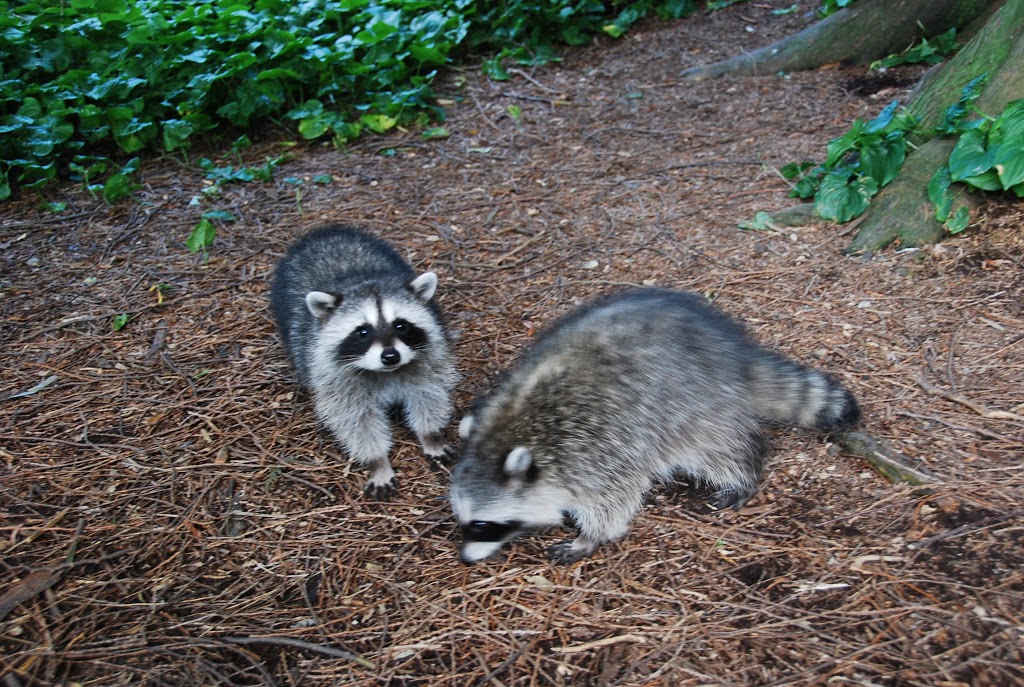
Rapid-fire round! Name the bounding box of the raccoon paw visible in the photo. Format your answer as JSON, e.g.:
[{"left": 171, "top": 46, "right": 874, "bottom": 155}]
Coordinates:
[
  {"left": 419, "top": 432, "right": 450, "bottom": 459},
  {"left": 710, "top": 486, "right": 755, "bottom": 511},
  {"left": 547, "top": 539, "right": 598, "bottom": 565},
  {"left": 363, "top": 476, "right": 400, "bottom": 501}
]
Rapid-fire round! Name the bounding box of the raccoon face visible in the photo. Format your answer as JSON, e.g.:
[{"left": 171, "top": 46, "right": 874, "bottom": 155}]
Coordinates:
[
  {"left": 307, "top": 273, "right": 440, "bottom": 373},
  {"left": 451, "top": 446, "right": 567, "bottom": 564}
]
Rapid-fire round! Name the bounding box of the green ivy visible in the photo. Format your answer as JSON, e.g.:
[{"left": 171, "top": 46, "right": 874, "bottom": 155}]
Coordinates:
[
  {"left": 870, "top": 27, "right": 958, "bottom": 71},
  {"left": 1, "top": 0, "right": 698, "bottom": 199}
]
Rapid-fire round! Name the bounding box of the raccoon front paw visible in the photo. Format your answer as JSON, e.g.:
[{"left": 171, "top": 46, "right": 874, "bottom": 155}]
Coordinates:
[
  {"left": 547, "top": 539, "right": 597, "bottom": 565},
  {"left": 419, "top": 432, "right": 449, "bottom": 460},
  {"left": 363, "top": 476, "right": 400, "bottom": 501}
]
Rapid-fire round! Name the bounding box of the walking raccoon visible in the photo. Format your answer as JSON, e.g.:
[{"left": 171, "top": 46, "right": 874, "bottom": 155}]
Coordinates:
[
  {"left": 451, "top": 288, "right": 859, "bottom": 563},
  {"left": 271, "top": 225, "right": 457, "bottom": 498}
]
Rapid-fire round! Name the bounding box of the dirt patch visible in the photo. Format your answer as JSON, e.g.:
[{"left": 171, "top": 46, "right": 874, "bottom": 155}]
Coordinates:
[{"left": 2, "top": 2, "right": 1022, "bottom": 686}]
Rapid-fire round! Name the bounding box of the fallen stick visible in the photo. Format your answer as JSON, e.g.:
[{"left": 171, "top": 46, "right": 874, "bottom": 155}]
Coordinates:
[{"left": 838, "top": 431, "right": 939, "bottom": 486}]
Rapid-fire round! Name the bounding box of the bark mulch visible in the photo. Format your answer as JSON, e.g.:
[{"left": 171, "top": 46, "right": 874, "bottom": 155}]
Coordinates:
[{"left": 2, "top": 2, "right": 1022, "bottom": 685}]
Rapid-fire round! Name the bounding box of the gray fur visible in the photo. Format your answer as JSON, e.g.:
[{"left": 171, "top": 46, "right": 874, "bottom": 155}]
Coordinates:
[
  {"left": 451, "top": 288, "right": 859, "bottom": 564},
  {"left": 271, "top": 225, "right": 457, "bottom": 498}
]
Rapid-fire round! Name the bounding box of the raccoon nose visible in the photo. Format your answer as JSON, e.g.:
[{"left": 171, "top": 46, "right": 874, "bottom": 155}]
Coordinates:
[{"left": 381, "top": 348, "right": 401, "bottom": 366}]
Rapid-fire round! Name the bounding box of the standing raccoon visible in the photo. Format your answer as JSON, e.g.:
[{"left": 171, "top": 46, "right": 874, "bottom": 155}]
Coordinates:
[
  {"left": 451, "top": 288, "right": 859, "bottom": 564},
  {"left": 271, "top": 225, "right": 457, "bottom": 498}
]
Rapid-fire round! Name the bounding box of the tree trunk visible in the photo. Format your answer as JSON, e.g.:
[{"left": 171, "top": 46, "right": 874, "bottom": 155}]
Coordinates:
[
  {"left": 906, "top": 0, "right": 1024, "bottom": 133},
  {"left": 848, "top": 0, "right": 1024, "bottom": 252},
  {"left": 681, "top": 0, "right": 998, "bottom": 81}
]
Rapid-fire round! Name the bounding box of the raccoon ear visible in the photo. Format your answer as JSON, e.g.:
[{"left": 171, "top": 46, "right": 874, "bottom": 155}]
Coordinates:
[
  {"left": 503, "top": 446, "right": 533, "bottom": 477},
  {"left": 407, "top": 272, "right": 438, "bottom": 302},
  {"left": 458, "top": 415, "right": 475, "bottom": 440},
  {"left": 305, "top": 291, "right": 340, "bottom": 320}
]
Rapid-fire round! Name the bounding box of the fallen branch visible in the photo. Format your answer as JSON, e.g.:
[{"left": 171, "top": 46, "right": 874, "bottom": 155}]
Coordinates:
[{"left": 838, "top": 431, "right": 940, "bottom": 485}]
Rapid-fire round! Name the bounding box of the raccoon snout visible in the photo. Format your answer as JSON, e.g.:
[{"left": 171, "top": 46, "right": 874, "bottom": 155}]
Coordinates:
[{"left": 381, "top": 347, "right": 401, "bottom": 366}]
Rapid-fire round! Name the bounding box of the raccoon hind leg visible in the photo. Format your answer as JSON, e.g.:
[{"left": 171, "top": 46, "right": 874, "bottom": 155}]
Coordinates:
[
  {"left": 704, "top": 430, "right": 768, "bottom": 511},
  {"left": 402, "top": 384, "right": 455, "bottom": 462}
]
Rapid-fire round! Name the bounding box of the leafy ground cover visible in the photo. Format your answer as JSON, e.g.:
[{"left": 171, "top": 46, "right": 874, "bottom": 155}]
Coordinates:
[
  {"left": 0, "top": 0, "right": 697, "bottom": 199},
  {"left": 784, "top": 77, "right": 1024, "bottom": 231}
]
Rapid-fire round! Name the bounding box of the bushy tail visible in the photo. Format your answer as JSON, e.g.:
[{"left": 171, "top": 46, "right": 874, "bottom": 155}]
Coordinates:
[{"left": 748, "top": 354, "right": 860, "bottom": 430}]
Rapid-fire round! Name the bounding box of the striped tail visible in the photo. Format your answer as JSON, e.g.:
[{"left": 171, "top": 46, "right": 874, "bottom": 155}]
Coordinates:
[{"left": 747, "top": 353, "right": 860, "bottom": 430}]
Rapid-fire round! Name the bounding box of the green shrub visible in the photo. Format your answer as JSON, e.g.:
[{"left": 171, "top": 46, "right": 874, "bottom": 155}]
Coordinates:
[{"left": 1, "top": 0, "right": 696, "bottom": 199}]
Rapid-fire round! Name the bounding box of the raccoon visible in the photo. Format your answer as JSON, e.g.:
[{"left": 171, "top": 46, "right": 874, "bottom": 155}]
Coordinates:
[
  {"left": 451, "top": 288, "right": 859, "bottom": 564},
  {"left": 271, "top": 225, "right": 457, "bottom": 499}
]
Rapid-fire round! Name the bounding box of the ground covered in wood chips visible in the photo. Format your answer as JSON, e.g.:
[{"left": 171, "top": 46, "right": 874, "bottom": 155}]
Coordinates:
[{"left": 2, "top": 3, "right": 1022, "bottom": 686}]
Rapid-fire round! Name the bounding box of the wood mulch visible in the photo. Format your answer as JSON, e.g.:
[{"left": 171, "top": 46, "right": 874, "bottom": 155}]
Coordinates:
[{"left": 2, "top": 2, "right": 1021, "bottom": 685}]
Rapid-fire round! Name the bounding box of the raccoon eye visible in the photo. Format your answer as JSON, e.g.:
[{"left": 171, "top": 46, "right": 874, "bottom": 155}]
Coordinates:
[
  {"left": 394, "top": 322, "right": 406, "bottom": 331},
  {"left": 356, "top": 327, "right": 370, "bottom": 337}
]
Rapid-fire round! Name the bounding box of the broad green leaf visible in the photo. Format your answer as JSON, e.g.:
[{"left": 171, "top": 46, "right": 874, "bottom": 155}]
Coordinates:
[
  {"left": 948, "top": 129, "right": 995, "bottom": 181},
  {"left": 815, "top": 172, "right": 878, "bottom": 223},
  {"left": 825, "top": 121, "right": 864, "bottom": 168},
  {"left": 927, "top": 165, "right": 953, "bottom": 222},
  {"left": 990, "top": 99, "right": 1024, "bottom": 142},
  {"left": 994, "top": 143, "right": 1024, "bottom": 189},
  {"left": 286, "top": 100, "right": 324, "bottom": 120},
  {"left": 738, "top": 211, "right": 774, "bottom": 232},
  {"left": 112, "top": 313, "right": 131, "bottom": 331},
  {"left": 163, "top": 119, "right": 193, "bottom": 151},
  {"left": 859, "top": 133, "right": 906, "bottom": 186},
  {"left": 298, "top": 116, "right": 331, "bottom": 139},
  {"left": 102, "top": 172, "right": 140, "bottom": 202},
  {"left": 202, "top": 210, "right": 237, "bottom": 222},
  {"left": 960, "top": 169, "right": 1002, "bottom": 192},
  {"left": 864, "top": 100, "right": 898, "bottom": 135},
  {"left": 481, "top": 57, "right": 509, "bottom": 81},
  {"left": 187, "top": 218, "right": 217, "bottom": 253},
  {"left": 360, "top": 113, "right": 397, "bottom": 133},
  {"left": 791, "top": 174, "right": 821, "bottom": 199},
  {"left": 945, "top": 206, "right": 970, "bottom": 234},
  {"left": 421, "top": 126, "right": 449, "bottom": 139}
]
